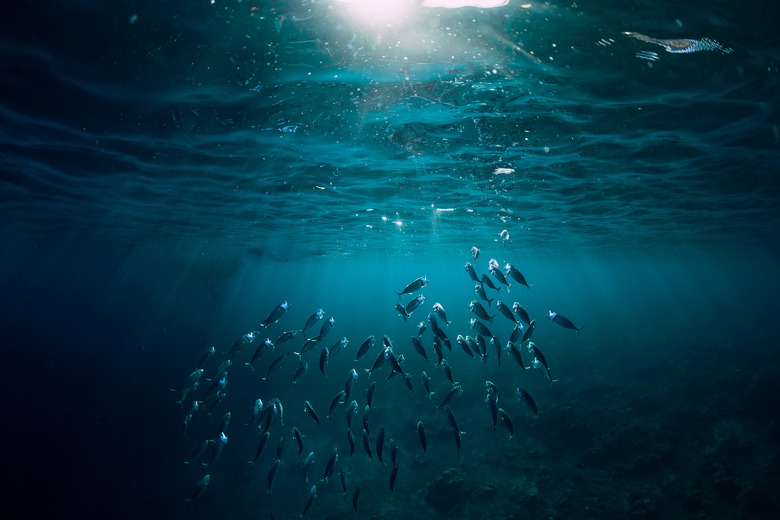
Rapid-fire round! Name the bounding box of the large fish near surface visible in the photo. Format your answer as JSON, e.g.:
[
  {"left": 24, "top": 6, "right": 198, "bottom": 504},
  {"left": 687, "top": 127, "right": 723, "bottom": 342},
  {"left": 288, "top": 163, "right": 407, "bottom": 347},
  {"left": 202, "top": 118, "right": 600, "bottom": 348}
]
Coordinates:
[
  {"left": 258, "top": 301, "right": 289, "bottom": 329},
  {"left": 505, "top": 263, "right": 530, "bottom": 288},
  {"left": 548, "top": 311, "right": 582, "bottom": 335},
  {"left": 395, "top": 276, "right": 428, "bottom": 298}
]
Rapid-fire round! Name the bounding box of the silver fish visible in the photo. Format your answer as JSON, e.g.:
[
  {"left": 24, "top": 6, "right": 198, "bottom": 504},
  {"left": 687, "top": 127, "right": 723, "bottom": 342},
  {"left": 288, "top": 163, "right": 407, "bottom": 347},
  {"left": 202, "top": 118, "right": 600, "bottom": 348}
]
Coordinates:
[
  {"left": 548, "top": 310, "right": 582, "bottom": 335},
  {"left": 395, "top": 276, "right": 428, "bottom": 298}
]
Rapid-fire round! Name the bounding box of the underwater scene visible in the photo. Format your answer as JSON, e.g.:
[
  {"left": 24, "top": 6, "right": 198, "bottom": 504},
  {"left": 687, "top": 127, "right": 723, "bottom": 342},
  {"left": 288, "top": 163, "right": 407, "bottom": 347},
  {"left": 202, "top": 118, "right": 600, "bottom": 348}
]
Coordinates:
[{"left": 1, "top": 1, "right": 779, "bottom": 519}]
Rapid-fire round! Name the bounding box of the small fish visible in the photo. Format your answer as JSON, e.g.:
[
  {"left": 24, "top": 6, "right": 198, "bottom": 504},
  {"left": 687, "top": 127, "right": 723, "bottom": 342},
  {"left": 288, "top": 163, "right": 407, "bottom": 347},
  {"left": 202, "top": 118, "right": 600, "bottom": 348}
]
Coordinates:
[
  {"left": 491, "top": 337, "right": 502, "bottom": 367},
  {"left": 376, "top": 426, "right": 386, "bottom": 464},
  {"left": 250, "top": 431, "right": 271, "bottom": 464},
  {"left": 441, "top": 359, "right": 456, "bottom": 385},
  {"left": 390, "top": 441, "right": 398, "bottom": 467},
  {"left": 497, "top": 408, "right": 514, "bottom": 441},
  {"left": 367, "top": 347, "right": 388, "bottom": 377},
  {"left": 505, "top": 264, "right": 529, "bottom": 288},
  {"left": 389, "top": 464, "right": 399, "bottom": 492},
  {"left": 411, "top": 336, "right": 428, "bottom": 361},
  {"left": 207, "top": 432, "right": 227, "bottom": 467},
  {"left": 329, "top": 337, "right": 348, "bottom": 358},
  {"left": 273, "top": 398, "right": 285, "bottom": 426},
  {"left": 259, "top": 301, "right": 289, "bottom": 330},
  {"left": 471, "top": 246, "right": 480, "bottom": 260},
  {"left": 319, "top": 347, "right": 329, "bottom": 378},
  {"left": 356, "top": 335, "right": 375, "bottom": 361},
  {"left": 366, "top": 381, "right": 377, "bottom": 408},
  {"left": 430, "top": 302, "right": 450, "bottom": 325},
  {"left": 532, "top": 356, "right": 558, "bottom": 385},
  {"left": 323, "top": 447, "right": 338, "bottom": 483},
  {"left": 428, "top": 312, "right": 446, "bottom": 340},
  {"left": 276, "top": 433, "right": 285, "bottom": 462},
  {"left": 453, "top": 429, "right": 462, "bottom": 456},
  {"left": 405, "top": 294, "right": 426, "bottom": 315},
  {"left": 496, "top": 301, "right": 517, "bottom": 323},
  {"left": 445, "top": 405, "right": 465, "bottom": 435},
  {"left": 228, "top": 332, "right": 255, "bottom": 358},
  {"left": 475, "top": 283, "right": 494, "bottom": 306},
  {"left": 274, "top": 329, "right": 299, "bottom": 346},
  {"left": 431, "top": 339, "right": 444, "bottom": 366},
  {"left": 395, "top": 303, "right": 411, "bottom": 321},
  {"left": 500, "top": 229, "right": 509, "bottom": 244},
  {"left": 456, "top": 334, "right": 474, "bottom": 358},
  {"left": 347, "top": 429, "right": 355, "bottom": 457},
  {"left": 437, "top": 384, "right": 462, "bottom": 409},
  {"left": 469, "top": 300, "right": 494, "bottom": 323},
  {"left": 521, "top": 319, "right": 535, "bottom": 344},
  {"left": 417, "top": 421, "right": 427, "bottom": 453},
  {"left": 362, "top": 429, "right": 373, "bottom": 460},
  {"left": 267, "top": 459, "right": 281, "bottom": 495},
  {"left": 303, "top": 309, "right": 324, "bottom": 338},
  {"left": 303, "top": 400, "right": 320, "bottom": 424},
  {"left": 485, "top": 392, "right": 498, "bottom": 431},
  {"left": 301, "top": 484, "right": 317, "bottom": 517},
  {"left": 352, "top": 486, "right": 361, "bottom": 512},
  {"left": 548, "top": 310, "right": 581, "bottom": 335},
  {"left": 186, "top": 474, "right": 210, "bottom": 507},
  {"left": 197, "top": 347, "right": 215, "bottom": 369},
  {"left": 346, "top": 400, "right": 358, "bottom": 431},
  {"left": 292, "top": 426, "right": 304, "bottom": 456},
  {"left": 303, "top": 451, "right": 314, "bottom": 484},
  {"left": 470, "top": 318, "right": 494, "bottom": 338},
  {"left": 490, "top": 267, "right": 511, "bottom": 291},
  {"left": 508, "top": 324, "right": 525, "bottom": 344},
  {"left": 217, "top": 411, "right": 231, "bottom": 436},
  {"left": 317, "top": 317, "right": 335, "bottom": 342},
  {"left": 395, "top": 276, "right": 428, "bottom": 298},
  {"left": 247, "top": 338, "right": 274, "bottom": 369},
  {"left": 485, "top": 380, "right": 500, "bottom": 402},
  {"left": 328, "top": 390, "right": 347, "bottom": 419},
  {"left": 298, "top": 337, "right": 319, "bottom": 356},
  {"left": 480, "top": 274, "right": 500, "bottom": 292},
  {"left": 512, "top": 302, "right": 531, "bottom": 324},
  {"left": 185, "top": 439, "right": 212, "bottom": 465},
  {"left": 263, "top": 352, "right": 289, "bottom": 382},
  {"left": 465, "top": 262, "right": 480, "bottom": 283},
  {"left": 422, "top": 372, "right": 434, "bottom": 399},
  {"left": 417, "top": 321, "right": 427, "bottom": 336},
  {"left": 344, "top": 369, "right": 358, "bottom": 402},
  {"left": 507, "top": 342, "right": 527, "bottom": 370},
  {"left": 339, "top": 466, "right": 349, "bottom": 498},
  {"left": 516, "top": 388, "right": 538, "bottom": 416},
  {"left": 292, "top": 361, "right": 308, "bottom": 387},
  {"left": 362, "top": 405, "right": 371, "bottom": 436}
]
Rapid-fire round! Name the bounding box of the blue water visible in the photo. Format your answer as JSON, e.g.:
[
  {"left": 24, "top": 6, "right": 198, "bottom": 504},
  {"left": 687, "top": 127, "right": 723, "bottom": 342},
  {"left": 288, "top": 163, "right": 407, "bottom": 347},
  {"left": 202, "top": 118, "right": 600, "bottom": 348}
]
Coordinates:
[{"left": 1, "top": 1, "right": 779, "bottom": 519}]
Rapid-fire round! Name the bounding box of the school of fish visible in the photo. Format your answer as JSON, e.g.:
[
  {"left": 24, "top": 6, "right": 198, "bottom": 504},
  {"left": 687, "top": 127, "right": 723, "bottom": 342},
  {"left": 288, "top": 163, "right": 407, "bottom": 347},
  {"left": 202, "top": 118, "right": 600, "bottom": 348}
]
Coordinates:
[{"left": 174, "top": 246, "right": 582, "bottom": 514}]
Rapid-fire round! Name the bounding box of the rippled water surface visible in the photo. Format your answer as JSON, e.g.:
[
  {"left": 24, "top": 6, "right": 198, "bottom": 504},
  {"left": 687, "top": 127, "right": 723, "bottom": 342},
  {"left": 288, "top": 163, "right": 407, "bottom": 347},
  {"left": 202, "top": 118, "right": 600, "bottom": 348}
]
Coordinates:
[{"left": 2, "top": 0, "right": 779, "bottom": 256}]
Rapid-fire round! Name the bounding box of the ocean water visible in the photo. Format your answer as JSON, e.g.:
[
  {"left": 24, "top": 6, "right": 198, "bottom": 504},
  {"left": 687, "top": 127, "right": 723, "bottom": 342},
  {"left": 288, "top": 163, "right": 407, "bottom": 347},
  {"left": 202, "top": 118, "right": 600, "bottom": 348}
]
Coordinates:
[{"left": 1, "top": 1, "right": 779, "bottom": 519}]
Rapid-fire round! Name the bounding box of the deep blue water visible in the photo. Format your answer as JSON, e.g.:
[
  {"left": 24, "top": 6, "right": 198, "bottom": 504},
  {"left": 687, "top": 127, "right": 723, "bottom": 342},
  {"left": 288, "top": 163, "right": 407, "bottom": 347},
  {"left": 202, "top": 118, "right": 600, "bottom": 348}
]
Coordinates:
[{"left": 1, "top": 1, "right": 780, "bottom": 519}]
